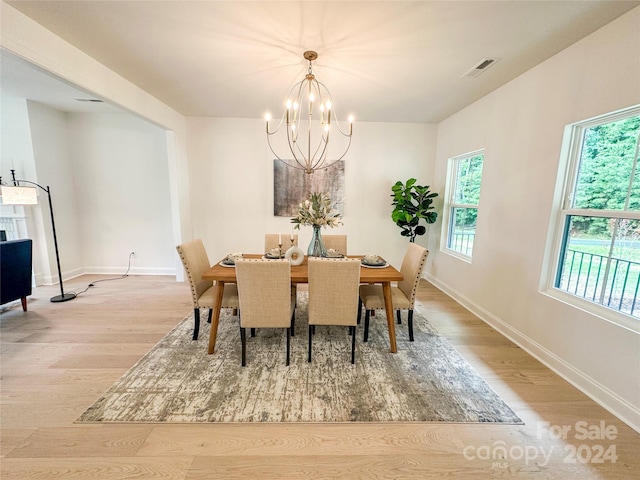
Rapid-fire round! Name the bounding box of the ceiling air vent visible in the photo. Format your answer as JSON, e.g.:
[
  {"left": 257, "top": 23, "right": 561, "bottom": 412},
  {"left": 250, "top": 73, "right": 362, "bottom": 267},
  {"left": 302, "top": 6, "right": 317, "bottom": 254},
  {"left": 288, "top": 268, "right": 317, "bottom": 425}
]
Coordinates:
[{"left": 461, "top": 58, "right": 500, "bottom": 79}]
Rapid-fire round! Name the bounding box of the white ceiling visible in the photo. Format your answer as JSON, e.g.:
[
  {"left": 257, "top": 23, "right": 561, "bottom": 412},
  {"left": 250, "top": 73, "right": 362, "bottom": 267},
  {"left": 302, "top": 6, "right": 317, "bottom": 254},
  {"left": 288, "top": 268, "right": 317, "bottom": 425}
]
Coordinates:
[
  {"left": 2, "top": 1, "right": 639, "bottom": 123},
  {"left": 0, "top": 50, "right": 125, "bottom": 114}
]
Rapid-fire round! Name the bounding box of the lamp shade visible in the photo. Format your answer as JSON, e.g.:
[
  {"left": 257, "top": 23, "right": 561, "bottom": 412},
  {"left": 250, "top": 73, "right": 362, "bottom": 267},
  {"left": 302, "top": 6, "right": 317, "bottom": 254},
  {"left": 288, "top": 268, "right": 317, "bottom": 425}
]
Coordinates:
[{"left": 1, "top": 185, "right": 38, "bottom": 205}]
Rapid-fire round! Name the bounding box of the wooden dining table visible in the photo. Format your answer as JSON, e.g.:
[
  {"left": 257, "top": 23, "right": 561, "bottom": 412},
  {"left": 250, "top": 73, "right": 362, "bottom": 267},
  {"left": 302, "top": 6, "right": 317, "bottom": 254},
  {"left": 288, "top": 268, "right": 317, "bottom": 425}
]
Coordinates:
[{"left": 202, "top": 254, "right": 404, "bottom": 355}]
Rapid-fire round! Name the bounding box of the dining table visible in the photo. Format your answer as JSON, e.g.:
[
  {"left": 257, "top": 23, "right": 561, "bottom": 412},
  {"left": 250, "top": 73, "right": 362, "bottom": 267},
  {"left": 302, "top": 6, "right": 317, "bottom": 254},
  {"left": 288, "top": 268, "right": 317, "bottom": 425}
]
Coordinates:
[{"left": 202, "top": 254, "right": 404, "bottom": 355}]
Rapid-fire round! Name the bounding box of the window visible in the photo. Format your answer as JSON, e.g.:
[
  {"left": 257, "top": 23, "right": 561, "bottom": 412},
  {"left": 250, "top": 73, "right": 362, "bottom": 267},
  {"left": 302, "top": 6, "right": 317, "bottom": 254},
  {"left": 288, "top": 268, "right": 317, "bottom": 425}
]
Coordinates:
[
  {"left": 553, "top": 107, "right": 640, "bottom": 322},
  {"left": 444, "top": 151, "right": 484, "bottom": 258}
]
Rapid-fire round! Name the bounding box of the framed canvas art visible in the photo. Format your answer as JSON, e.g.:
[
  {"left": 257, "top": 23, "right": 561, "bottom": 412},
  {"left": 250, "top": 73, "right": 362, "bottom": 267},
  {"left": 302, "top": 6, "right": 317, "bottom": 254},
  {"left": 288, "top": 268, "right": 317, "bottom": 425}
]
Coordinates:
[{"left": 273, "top": 160, "right": 344, "bottom": 216}]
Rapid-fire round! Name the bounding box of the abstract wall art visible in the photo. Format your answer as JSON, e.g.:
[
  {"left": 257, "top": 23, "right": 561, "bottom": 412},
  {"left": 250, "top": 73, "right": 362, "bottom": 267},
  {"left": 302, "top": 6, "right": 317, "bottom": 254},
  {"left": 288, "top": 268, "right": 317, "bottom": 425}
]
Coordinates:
[{"left": 273, "top": 160, "right": 345, "bottom": 216}]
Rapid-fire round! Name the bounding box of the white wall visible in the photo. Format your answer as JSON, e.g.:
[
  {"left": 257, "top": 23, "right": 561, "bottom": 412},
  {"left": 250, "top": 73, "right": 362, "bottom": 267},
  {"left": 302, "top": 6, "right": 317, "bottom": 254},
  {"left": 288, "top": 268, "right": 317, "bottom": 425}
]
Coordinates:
[
  {"left": 66, "top": 113, "right": 175, "bottom": 274},
  {"left": 186, "top": 117, "right": 436, "bottom": 266},
  {"left": 428, "top": 7, "right": 640, "bottom": 430},
  {"left": 3, "top": 103, "right": 176, "bottom": 280},
  {"left": 1, "top": 1, "right": 191, "bottom": 280},
  {"left": 27, "top": 101, "right": 83, "bottom": 283},
  {"left": 0, "top": 97, "right": 46, "bottom": 270}
]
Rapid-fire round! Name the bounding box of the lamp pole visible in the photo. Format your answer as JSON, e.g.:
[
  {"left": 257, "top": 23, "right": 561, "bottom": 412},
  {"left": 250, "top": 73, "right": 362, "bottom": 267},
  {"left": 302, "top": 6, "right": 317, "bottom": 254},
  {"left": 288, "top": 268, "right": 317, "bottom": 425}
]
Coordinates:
[{"left": 9, "top": 170, "right": 76, "bottom": 303}]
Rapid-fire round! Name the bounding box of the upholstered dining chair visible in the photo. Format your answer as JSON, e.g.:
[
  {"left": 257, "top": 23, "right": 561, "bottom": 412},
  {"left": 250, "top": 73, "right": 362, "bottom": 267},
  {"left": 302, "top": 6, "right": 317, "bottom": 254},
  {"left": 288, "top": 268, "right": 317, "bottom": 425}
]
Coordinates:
[
  {"left": 265, "top": 233, "right": 300, "bottom": 306},
  {"left": 176, "top": 239, "right": 239, "bottom": 341},
  {"left": 359, "top": 243, "right": 428, "bottom": 342},
  {"left": 322, "top": 234, "right": 348, "bottom": 255},
  {"left": 308, "top": 257, "right": 361, "bottom": 364},
  {"left": 235, "top": 259, "right": 296, "bottom": 366},
  {"left": 264, "top": 233, "right": 298, "bottom": 253}
]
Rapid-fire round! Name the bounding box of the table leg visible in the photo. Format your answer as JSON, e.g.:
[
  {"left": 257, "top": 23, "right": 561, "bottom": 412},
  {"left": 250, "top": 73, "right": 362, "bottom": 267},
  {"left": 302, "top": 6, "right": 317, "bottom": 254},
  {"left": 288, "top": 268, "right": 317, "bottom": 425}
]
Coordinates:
[
  {"left": 382, "top": 281, "right": 397, "bottom": 353},
  {"left": 207, "top": 281, "right": 225, "bottom": 354}
]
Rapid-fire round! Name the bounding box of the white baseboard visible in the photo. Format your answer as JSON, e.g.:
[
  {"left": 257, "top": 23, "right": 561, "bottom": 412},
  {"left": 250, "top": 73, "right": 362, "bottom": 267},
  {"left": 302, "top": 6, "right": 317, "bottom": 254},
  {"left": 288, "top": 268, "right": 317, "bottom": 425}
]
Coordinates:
[
  {"left": 424, "top": 273, "right": 640, "bottom": 434},
  {"left": 35, "top": 266, "right": 176, "bottom": 285},
  {"left": 83, "top": 266, "right": 176, "bottom": 276},
  {"left": 35, "top": 267, "right": 85, "bottom": 285}
]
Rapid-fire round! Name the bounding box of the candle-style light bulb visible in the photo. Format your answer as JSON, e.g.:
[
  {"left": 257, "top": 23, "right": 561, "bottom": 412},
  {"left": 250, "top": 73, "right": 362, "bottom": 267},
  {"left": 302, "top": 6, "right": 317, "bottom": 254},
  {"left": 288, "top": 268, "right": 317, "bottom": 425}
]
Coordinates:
[
  {"left": 348, "top": 115, "right": 354, "bottom": 135},
  {"left": 292, "top": 101, "right": 299, "bottom": 123}
]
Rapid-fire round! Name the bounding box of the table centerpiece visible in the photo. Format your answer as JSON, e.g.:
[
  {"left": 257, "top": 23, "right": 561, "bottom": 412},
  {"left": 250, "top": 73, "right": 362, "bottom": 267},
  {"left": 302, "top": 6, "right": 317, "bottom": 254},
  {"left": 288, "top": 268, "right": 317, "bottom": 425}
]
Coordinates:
[{"left": 291, "top": 192, "right": 343, "bottom": 257}]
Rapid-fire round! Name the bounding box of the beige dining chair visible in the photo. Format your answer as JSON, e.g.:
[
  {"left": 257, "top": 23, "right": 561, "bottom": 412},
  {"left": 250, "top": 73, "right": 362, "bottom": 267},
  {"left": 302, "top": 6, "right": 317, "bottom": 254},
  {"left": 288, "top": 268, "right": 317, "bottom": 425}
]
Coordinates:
[
  {"left": 235, "top": 259, "right": 296, "bottom": 366},
  {"left": 358, "top": 243, "right": 428, "bottom": 342},
  {"left": 322, "top": 234, "right": 347, "bottom": 255},
  {"left": 308, "top": 257, "right": 361, "bottom": 364},
  {"left": 265, "top": 233, "right": 300, "bottom": 305},
  {"left": 264, "top": 233, "right": 298, "bottom": 253},
  {"left": 176, "top": 239, "right": 239, "bottom": 341}
]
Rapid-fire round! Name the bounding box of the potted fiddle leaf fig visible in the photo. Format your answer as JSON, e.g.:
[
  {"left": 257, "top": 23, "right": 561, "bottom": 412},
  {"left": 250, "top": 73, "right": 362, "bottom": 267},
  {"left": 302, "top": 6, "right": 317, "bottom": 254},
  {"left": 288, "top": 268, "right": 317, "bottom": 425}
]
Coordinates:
[{"left": 391, "top": 178, "right": 439, "bottom": 242}]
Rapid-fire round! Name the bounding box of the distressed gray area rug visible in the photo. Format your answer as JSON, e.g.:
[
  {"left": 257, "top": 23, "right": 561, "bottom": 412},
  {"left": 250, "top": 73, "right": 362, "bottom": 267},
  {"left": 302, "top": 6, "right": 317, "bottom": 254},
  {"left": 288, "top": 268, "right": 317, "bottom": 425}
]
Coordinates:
[{"left": 78, "top": 294, "right": 522, "bottom": 424}]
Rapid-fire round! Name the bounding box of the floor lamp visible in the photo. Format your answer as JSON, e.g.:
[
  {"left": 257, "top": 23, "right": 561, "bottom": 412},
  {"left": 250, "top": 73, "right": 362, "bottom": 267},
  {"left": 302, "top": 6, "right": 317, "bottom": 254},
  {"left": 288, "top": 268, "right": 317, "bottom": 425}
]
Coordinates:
[{"left": 1, "top": 170, "right": 76, "bottom": 303}]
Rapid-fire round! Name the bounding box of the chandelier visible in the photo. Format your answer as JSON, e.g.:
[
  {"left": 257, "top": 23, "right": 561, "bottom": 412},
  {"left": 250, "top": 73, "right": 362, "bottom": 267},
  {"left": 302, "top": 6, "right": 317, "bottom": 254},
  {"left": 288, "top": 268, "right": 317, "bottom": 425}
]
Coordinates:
[{"left": 265, "top": 51, "right": 353, "bottom": 175}]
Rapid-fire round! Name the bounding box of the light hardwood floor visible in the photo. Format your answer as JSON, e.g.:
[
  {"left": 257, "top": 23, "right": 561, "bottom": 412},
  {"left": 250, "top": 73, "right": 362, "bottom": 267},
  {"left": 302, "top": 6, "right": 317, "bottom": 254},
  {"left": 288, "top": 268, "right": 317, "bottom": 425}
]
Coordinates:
[{"left": 1, "top": 274, "right": 638, "bottom": 479}]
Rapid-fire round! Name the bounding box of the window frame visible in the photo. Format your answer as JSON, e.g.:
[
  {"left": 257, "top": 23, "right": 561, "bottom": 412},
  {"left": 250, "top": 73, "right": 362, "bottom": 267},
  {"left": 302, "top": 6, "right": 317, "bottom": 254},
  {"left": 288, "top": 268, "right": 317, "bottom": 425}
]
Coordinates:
[
  {"left": 442, "top": 149, "right": 484, "bottom": 261},
  {"left": 545, "top": 105, "right": 640, "bottom": 332}
]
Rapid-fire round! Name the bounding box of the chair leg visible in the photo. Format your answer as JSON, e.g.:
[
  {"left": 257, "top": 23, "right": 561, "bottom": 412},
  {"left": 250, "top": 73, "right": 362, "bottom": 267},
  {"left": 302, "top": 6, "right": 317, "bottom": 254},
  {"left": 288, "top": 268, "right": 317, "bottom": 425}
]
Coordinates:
[
  {"left": 308, "top": 325, "right": 313, "bottom": 362},
  {"left": 351, "top": 326, "right": 356, "bottom": 364},
  {"left": 251, "top": 328, "right": 256, "bottom": 337},
  {"left": 207, "top": 308, "right": 213, "bottom": 324},
  {"left": 193, "top": 308, "right": 200, "bottom": 340},
  {"left": 357, "top": 299, "right": 362, "bottom": 324},
  {"left": 240, "top": 327, "right": 247, "bottom": 366},
  {"left": 363, "top": 310, "right": 371, "bottom": 342},
  {"left": 290, "top": 310, "right": 295, "bottom": 337},
  {"left": 21, "top": 297, "right": 27, "bottom": 312},
  {"left": 286, "top": 328, "right": 291, "bottom": 366},
  {"left": 349, "top": 326, "right": 355, "bottom": 336},
  {"left": 408, "top": 309, "right": 414, "bottom": 342},
  {"left": 396, "top": 309, "right": 402, "bottom": 325}
]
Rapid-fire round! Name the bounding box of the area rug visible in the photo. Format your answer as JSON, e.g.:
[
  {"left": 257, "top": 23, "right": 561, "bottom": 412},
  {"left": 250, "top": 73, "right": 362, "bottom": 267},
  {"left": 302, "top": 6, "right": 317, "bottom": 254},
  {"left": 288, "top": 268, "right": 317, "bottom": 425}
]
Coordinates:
[{"left": 77, "top": 293, "right": 522, "bottom": 424}]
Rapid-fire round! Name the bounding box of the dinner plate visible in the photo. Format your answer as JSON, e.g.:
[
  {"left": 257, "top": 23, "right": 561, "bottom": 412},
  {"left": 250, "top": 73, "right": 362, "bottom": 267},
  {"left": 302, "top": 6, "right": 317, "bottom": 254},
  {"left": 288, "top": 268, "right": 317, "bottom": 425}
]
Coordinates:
[
  {"left": 219, "top": 261, "right": 235, "bottom": 268},
  {"left": 361, "top": 257, "right": 386, "bottom": 267},
  {"left": 361, "top": 262, "right": 389, "bottom": 268},
  {"left": 263, "top": 254, "right": 285, "bottom": 260},
  {"left": 326, "top": 253, "right": 345, "bottom": 258}
]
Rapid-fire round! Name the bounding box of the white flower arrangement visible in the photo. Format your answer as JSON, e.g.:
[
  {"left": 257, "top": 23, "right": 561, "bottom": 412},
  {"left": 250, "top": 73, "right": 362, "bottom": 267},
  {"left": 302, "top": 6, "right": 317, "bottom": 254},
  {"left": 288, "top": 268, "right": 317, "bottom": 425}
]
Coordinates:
[{"left": 291, "top": 192, "right": 343, "bottom": 229}]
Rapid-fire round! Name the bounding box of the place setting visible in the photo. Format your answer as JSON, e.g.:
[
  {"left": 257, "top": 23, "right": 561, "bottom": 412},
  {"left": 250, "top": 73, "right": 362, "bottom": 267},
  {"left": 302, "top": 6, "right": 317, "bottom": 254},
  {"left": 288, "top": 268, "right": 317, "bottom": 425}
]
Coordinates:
[
  {"left": 220, "top": 252, "right": 242, "bottom": 267},
  {"left": 263, "top": 247, "right": 285, "bottom": 259},
  {"left": 361, "top": 253, "right": 388, "bottom": 268}
]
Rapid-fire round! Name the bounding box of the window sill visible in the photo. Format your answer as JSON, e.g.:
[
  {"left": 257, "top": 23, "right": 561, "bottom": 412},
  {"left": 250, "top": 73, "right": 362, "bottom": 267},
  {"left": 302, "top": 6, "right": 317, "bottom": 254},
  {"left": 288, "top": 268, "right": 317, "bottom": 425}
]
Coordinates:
[
  {"left": 441, "top": 247, "right": 473, "bottom": 264},
  {"left": 542, "top": 287, "right": 640, "bottom": 334}
]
